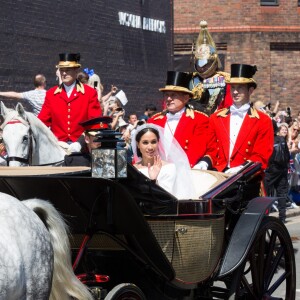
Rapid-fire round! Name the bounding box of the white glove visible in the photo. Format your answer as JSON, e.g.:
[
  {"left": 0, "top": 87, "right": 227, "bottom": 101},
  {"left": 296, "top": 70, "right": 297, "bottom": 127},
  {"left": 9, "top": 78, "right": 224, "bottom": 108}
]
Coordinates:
[
  {"left": 67, "top": 142, "right": 82, "bottom": 154},
  {"left": 225, "top": 165, "right": 244, "bottom": 174},
  {"left": 193, "top": 161, "right": 208, "bottom": 170}
]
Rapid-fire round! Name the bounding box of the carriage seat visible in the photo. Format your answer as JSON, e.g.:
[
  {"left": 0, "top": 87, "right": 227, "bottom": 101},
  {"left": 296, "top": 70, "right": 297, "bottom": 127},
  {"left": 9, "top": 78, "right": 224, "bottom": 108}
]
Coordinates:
[{"left": 185, "top": 169, "right": 228, "bottom": 200}]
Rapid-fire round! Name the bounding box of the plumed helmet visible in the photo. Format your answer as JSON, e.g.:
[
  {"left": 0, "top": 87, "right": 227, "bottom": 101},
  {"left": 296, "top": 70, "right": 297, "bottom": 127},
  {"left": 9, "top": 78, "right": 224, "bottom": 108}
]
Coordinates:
[{"left": 194, "top": 21, "right": 221, "bottom": 78}]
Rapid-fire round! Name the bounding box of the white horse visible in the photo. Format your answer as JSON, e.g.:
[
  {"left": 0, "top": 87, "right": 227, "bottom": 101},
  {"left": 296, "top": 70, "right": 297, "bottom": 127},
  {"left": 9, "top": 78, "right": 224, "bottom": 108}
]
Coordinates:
[
  {"left": 0, "top": 192, "right": 93, "bottom": 300},
  {"left": 1, "top": 102, "right": 66, "bottom": 166}
]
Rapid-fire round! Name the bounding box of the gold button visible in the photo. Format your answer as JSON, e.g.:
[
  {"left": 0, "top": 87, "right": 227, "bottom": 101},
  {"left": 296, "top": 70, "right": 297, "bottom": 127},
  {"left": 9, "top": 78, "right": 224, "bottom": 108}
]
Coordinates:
[
  {"left": 216, "top": 162, "right": 219, "bottom": 165},
  {"left": 246, "top": 149, "right": 249, "bottom": 153},
  {"left": 68, "top": 128, "right": 70, "bottom": 131},
  {"left": 185, "top": 140, "right": 189, "bottom": 144},
  {"left": 217, "top": 147, "right": 219, "bottom": 150},
  {"left": 68, "top": 103, "right": 70, "bottom": 106},
  {"left": 68, "top": 121, "right": 70, "bottom": 124},
  {"left": 68, "top": 115, "right": 70, "bottom": 118},
  {"left": 68, "top": 134, "right": 70, "bottom": 136},
  {"left": 184, "top": 146, "right": 188, "bottom": 149},
  {"left": 216, "top": 139, "right": 219, "bottom": 142},
  {"left": 68, "top": 109, "right": 70, "bottom": 112},
  {"left": 248, "top": 141, "right": 251, "bottom": 145},
  {"left": 244, "top": 157, "right": 247, "bottom": 160}
]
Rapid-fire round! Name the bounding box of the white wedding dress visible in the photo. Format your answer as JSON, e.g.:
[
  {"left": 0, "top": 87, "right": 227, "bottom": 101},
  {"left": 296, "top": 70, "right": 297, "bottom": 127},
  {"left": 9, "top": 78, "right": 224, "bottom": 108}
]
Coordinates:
[
  {"left": 132, "top": 124, "right": 200, "bottom": 200},
  {"left": 137, "top": 163, "right": 176, "bottom": 196}
]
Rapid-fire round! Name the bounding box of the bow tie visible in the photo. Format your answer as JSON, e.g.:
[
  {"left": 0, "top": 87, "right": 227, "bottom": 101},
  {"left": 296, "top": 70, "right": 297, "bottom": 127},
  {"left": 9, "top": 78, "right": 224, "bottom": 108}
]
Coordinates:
[
  {"left": 167, "top": 112, "right": 182, "bottom": 121},
  {"left": 230, "top": 105, "right": 249, "bottom": 118}
]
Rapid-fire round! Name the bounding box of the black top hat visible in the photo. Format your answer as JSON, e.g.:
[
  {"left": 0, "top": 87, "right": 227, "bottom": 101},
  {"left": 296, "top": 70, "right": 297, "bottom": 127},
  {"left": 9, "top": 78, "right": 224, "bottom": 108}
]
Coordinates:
[
  {"left": 79, "top": 116, "right": 112, "bottom": 136},
  {"left": 56, "top": 53, "right": 81, "bottom": 68},
  {"left": 226, "top": 64, "right": 257, "bottom": 88},
  {"left": 159, "top": 71, "right": 194, "bottom": 96}
]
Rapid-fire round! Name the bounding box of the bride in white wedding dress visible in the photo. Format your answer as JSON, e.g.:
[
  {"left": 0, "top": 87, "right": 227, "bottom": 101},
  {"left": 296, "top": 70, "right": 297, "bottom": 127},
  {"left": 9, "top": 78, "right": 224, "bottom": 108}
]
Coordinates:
[{"left": 132, "top": 124, "right": 197, "bottom": 199}]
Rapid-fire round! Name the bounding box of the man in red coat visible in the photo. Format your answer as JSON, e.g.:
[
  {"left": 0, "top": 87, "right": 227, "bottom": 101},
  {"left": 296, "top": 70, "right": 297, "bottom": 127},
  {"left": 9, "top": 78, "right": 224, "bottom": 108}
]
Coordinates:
[
  {"left": 38, "top": 53, "right": 101, "bottom": 142},
  {"left": 207, "top": 64, "right": 274, "bottom": 173},
  {"left": 148, "top": 71, "right": 214, "bottom": 169}
]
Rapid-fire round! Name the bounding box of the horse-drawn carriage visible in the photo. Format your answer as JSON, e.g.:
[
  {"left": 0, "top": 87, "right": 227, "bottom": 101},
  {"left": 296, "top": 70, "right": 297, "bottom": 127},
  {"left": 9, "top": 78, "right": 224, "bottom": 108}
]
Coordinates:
[{"left": 0, "top": 161, "right": 296, "bottom": 299}]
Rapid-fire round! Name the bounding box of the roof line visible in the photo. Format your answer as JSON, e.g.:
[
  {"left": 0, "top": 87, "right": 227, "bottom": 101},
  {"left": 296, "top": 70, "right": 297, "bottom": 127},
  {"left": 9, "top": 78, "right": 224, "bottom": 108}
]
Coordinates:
[{"left": 175, "top": 25, "right": 300, "bottom": 33}]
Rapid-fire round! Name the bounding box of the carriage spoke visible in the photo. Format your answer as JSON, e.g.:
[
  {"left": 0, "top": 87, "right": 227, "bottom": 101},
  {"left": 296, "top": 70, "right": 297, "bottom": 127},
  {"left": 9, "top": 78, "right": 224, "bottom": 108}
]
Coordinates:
[
  {"left": 263, "top": 229, "right": 284, "bottom": 283},
  {"left": 267, "top": 271, "right": 289, "bottom": 296},
  {"left": 240, "top": 274, "right": 258, "bottom": 299},
  {"left": 229, "top": 217, "right": 295, "bottom": 300},
  {"left": 248, "top": 234, "right": 266, "bottom": 296}
]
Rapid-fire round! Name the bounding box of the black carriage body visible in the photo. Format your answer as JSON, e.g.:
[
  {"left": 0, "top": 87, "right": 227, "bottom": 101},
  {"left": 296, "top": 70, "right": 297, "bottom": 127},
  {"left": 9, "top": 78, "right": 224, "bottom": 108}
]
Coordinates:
[{"left": 0, "top": 163, "right": 295, "bottom": 299}]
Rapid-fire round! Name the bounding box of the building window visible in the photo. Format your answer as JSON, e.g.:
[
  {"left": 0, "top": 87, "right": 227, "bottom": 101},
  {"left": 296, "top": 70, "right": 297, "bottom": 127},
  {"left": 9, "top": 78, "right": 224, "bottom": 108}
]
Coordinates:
[{"left": 261, "top": 0, "right": 279, "bottom": 5}]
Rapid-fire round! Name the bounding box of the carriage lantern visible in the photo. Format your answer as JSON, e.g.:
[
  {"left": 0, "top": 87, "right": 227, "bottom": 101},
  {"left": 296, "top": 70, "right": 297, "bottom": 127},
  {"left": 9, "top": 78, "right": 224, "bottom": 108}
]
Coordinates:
[{"left": 91, "top": 130, "right": 127, "bottom": 179}]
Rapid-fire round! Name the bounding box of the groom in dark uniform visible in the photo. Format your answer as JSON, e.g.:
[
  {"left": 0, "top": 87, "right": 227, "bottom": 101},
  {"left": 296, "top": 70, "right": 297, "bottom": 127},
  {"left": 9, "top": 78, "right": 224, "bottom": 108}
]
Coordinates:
[{"left": 64, "top": 116, "right": 112, "bottom": 166}]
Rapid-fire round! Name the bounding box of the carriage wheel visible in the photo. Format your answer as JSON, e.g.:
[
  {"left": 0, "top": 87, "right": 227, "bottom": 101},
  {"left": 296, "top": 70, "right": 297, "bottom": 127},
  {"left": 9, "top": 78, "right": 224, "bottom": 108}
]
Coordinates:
[
  {"left": 228, "top": 216, "right": 296, "bottom": 300},
  {"left": 104, "top": 283, "right": 146, "bottom": 300}
]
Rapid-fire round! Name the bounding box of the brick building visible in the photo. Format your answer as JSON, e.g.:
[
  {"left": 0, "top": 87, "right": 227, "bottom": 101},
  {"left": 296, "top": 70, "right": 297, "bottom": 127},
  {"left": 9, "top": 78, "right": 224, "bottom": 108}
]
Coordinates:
[
  {"left": 0, "top": 1, "right": 172, "bottom": 116},
  {"left": 174, "top": 0, "right": 300, "bottom": 115}
]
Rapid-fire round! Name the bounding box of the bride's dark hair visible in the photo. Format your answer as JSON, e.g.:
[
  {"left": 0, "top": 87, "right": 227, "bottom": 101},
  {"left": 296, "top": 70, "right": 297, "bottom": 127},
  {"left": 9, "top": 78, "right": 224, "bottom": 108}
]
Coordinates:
[{"left": 135, "top": 127, "right": 160, "bottom": 158}]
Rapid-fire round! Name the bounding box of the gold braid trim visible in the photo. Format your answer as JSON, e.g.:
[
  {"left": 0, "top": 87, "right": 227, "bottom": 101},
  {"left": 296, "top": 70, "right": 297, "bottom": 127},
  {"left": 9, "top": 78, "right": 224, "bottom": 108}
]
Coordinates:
[
  {"left": 216, "top": 71, "right": 230, "bottom": 81},
  {"left": 249, "top": 107, "right": 260, "bottom": 119},
  {"left": 152, "top": 112, "right": 166, "bottom": 120},
  {"left": 186, "top": 107, "right": 195, "bottom": 119},
  {"left": 54, "top": 85, "right": 62, "bottom": 94},
  {"left": 216, "top": 108, "right": 229, "bottom": 117}
]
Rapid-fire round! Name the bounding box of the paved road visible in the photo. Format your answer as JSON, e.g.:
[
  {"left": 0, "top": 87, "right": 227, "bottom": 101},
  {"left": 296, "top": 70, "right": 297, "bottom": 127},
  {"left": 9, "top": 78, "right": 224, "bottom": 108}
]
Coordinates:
[{"left": 285, "top": 215, "right": 300, "bottom": 298}]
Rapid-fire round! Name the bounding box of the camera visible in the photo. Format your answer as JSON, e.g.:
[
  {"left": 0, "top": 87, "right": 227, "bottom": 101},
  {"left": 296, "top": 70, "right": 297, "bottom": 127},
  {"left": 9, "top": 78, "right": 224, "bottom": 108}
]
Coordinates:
[
  {"left": 137, "top": 120, "right": 145, "bottom": 126},
  {"left": 286, "top": 107, "right": 291, "bottom": 117},
  {"left": 115, "top": 108, "right": 123, "bottom": 112}
]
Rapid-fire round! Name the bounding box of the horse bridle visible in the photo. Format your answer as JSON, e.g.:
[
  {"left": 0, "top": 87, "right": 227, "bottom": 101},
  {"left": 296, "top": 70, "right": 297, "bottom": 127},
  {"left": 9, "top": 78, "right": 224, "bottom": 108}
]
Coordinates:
[
  {"left": 4, "top": 119, "right": 64, "bottom": 166},
  {"left": 5, "top": 120, "right": 34, "bottom": 166}
]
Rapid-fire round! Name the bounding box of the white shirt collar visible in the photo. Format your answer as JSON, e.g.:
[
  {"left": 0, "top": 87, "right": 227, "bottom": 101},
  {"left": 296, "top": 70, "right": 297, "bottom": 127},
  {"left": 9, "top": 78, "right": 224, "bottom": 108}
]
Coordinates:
[
  {"left": 63, "top": 82, "right": 76, "bottom": 98},
  {"left": 167, "top": 107, "right": 185, "bottom": 120}
]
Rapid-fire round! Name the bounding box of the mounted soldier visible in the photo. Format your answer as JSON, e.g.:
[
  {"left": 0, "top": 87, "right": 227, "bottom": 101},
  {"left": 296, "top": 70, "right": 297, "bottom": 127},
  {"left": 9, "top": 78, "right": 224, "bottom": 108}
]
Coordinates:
[{"left": 189, "top": 20, "right": 232, "bottom": 115}]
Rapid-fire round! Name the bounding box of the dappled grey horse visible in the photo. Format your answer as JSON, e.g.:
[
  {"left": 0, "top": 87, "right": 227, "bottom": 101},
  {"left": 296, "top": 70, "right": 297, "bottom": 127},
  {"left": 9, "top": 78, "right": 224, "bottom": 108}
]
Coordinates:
[{"left": 0, "top": 192, "right": 93, "bottom": 300}]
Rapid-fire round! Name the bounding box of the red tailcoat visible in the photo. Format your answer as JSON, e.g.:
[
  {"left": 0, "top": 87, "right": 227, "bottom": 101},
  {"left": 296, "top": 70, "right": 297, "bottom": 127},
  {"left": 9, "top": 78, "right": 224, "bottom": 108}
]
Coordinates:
[
  {"left": 207, "top": 107, "right": 274, "bottom": 171},
  {"left": 38, "top": 81, "right": 101, "bottom": 142},
  {"left": 148, "top": 108, "right": 214, "bottom": 167}
]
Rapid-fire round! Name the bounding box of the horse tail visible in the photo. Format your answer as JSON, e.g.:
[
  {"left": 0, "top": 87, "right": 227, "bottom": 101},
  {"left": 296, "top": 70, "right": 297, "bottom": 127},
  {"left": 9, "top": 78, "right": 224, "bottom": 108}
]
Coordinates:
[{"left": 22, "top": 199, "right": 93, "bottom": 300}]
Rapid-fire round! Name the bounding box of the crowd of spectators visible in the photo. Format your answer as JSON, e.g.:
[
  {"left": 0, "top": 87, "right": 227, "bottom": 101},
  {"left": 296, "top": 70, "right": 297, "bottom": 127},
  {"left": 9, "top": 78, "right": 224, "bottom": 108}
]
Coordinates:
[
  {"left": 0, "top": 52, "right": 299, "bottom": 220},
  {"left": 253, "top": 99, "right": 300, "bottom": 215}
]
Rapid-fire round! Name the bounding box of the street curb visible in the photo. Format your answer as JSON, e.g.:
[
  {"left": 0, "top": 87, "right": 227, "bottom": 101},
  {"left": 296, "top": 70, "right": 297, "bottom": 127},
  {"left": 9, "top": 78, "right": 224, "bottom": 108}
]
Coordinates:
[{"left": 270, "top": 208, "right": 300, "bottom": 219}]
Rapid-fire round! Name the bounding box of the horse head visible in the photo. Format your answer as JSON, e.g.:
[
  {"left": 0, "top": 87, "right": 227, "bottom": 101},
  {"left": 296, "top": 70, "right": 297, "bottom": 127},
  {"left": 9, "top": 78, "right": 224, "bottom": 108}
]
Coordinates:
[
  {"left": 1, "top": 102, "right": 65, "bottom": 166},
  {"left": 1, "top": 102, "right": 32, "bottom": 166}
]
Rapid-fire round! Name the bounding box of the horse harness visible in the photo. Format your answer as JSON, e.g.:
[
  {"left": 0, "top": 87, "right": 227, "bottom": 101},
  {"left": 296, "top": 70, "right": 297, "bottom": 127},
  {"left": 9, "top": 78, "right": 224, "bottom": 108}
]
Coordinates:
[{"left": 2, "top": 118, "right": 64, "bottom": 166}]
